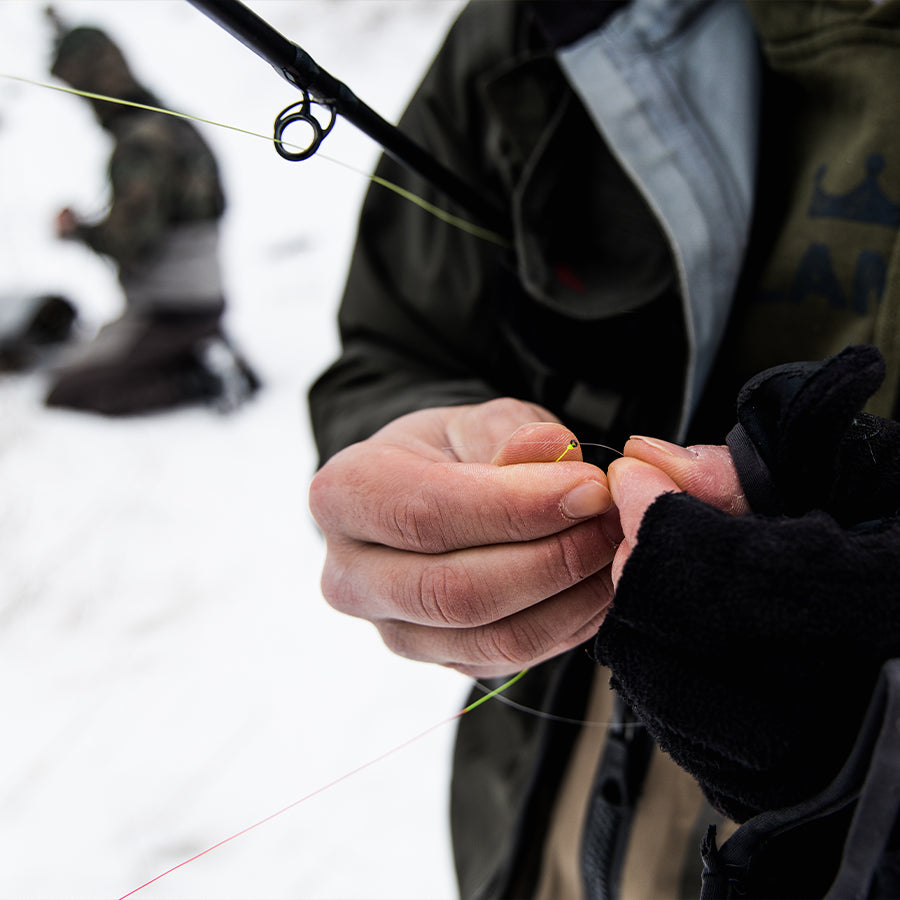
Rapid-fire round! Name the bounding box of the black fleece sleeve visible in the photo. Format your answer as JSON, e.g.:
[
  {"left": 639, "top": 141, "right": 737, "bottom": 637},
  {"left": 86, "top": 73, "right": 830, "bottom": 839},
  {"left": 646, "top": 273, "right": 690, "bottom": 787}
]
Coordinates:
[{"left": 593, "top": 345, "right": 900, "bottom": 823}]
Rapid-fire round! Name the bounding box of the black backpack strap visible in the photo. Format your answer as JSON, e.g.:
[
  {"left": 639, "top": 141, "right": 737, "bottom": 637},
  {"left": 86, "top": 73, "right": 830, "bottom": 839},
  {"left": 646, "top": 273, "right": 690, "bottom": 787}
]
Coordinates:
[
  {"left": 699, "top": 660, "right": 900, "bottom": 899},
  {"left": 581, "top": 695, "right": 654, "bottom": 900}
]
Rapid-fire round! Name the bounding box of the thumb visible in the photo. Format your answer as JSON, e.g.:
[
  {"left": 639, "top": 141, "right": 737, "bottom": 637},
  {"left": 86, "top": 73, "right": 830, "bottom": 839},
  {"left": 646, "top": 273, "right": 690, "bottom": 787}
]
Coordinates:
[
  {"left": 607, "top": 458, "right": 680, "bottom": 546},
  {"left": 624, "top": 437, "right": 750, "bottom": 516},
  {"left": 606, "top": 457, "right": 680, "bottom": 587},
  {"left": 492, "top": 423, "right": 612, "bottom": 520}
]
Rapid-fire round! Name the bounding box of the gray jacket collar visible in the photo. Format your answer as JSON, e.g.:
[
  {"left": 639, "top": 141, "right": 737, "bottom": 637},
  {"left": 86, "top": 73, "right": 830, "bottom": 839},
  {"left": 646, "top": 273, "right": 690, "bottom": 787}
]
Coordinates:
[{"left": 557, "top": 0, "right": 761, "bottom": 438}]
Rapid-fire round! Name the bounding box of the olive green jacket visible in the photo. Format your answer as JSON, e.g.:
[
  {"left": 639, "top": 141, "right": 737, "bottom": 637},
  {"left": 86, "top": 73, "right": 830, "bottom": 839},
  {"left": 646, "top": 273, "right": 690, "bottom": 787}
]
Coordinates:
[{"left": 310, "top": 0, "right": 900, "bottom": 896}]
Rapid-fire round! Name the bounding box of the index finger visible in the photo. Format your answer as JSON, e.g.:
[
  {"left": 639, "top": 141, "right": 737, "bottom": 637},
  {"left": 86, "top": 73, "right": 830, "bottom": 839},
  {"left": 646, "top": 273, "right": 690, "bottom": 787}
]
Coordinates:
[{"left": 308, "top": 441, "right": 612, "bottom": 554}]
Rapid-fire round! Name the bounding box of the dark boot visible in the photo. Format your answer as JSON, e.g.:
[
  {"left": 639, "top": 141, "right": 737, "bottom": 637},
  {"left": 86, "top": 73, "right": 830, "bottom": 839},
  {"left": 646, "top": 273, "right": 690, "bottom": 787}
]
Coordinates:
[
  {"left": 45, "top": 306, "right": 258, "bottom": 415},
  {"left": 0, "top": 294, "right": 77, "bottom": 372}
]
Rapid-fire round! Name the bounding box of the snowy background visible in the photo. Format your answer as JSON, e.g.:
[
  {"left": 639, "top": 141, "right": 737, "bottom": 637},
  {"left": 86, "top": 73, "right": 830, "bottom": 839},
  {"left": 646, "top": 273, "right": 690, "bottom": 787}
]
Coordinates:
[{"left": 0, "top": 1, "right": 471, "bottom": 897}]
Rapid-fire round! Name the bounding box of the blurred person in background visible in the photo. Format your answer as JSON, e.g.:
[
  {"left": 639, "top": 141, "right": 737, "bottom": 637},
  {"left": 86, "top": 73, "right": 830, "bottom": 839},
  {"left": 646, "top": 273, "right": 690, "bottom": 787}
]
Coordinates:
[{"left": 45, "top": 7, "right": 258, "bottom": 416}]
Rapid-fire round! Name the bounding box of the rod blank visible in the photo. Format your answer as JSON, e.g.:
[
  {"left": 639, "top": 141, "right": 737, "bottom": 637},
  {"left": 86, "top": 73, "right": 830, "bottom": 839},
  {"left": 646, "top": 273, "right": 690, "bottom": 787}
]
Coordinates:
[{"left": 187, "top": 0, "right": 509, "bottom": 235}]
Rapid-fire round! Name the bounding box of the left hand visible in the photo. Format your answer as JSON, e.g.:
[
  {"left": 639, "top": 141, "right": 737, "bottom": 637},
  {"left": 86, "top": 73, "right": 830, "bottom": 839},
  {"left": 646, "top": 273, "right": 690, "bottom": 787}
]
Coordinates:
[
  {"left": 607, "top": 436, "right": 750, "bottom": 586},
  {"left": 308, "top": 400, "right": 619, "bottom": 680}
]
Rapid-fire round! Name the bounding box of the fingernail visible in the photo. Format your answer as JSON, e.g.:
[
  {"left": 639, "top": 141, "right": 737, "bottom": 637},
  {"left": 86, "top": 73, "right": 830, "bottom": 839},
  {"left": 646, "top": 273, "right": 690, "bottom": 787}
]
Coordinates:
[
  {"left": 630, "top": 435, "right": 696, "bottom": 459},
  {"left": 562, "top": 481, "right": 611, "bottom": 519}
]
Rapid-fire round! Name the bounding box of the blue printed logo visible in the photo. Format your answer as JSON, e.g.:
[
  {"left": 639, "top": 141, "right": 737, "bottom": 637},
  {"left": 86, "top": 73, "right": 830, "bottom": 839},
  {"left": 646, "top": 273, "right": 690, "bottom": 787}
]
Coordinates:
[
  {"left": 759, "top": 154, "right": 897, "bottom": 313},
  {"left": 809, "top": 154, "right": 900, "bottom": 228}
]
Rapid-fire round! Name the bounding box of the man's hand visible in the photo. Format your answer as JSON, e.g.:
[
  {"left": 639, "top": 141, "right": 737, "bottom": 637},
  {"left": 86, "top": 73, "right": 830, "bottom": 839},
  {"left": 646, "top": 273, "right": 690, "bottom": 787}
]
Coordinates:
[
  {"left": 607, "top": 436, "right": 750, "bottom": 585},
  {"left": 308, "top": 399, "right": 622, "bottom": 679},
  {"left": 55, "top": 207, "right": 79, "bottom": 239}
]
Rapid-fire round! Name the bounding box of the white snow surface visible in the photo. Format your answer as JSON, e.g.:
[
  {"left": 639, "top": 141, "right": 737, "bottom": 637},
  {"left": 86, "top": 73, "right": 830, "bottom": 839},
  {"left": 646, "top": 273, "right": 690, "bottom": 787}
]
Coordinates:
[{"left": 0, "top": 2, "right": 472, "bottom": 897}]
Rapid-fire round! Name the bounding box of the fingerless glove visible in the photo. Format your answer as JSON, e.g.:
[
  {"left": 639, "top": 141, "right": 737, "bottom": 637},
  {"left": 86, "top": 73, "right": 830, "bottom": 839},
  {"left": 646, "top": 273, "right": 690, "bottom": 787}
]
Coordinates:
[{"left": 594, "top": 345, "right": 900, "bottom": 822}]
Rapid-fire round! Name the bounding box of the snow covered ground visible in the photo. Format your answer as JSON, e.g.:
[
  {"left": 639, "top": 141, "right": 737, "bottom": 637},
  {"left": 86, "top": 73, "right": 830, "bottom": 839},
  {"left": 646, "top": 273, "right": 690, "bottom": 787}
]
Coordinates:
[{"left": 0, "top": 2, "right": 471, "bottom": 897}]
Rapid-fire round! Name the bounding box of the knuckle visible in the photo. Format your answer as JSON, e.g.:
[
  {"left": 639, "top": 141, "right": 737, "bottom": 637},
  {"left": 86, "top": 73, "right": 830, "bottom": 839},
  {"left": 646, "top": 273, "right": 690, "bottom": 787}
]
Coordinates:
[
  {"left": 318, "top": 554, "right": 358, "bottom": 617},
  {"left": 317, "top": 538, "right": 382, "bottom": 621},
  {"left": 411, "top": 563, "right": 489, "bottom": 627},
  {"left": 543, "top": 527, "right": 592, "bottom": 588},
  {"left": 379, "top": 488, "right": 449, "bottom": 554},
  {"left": 307, "top": 465, "right": 335, "bottom": 529},
  {"left": 483, "top": 397, "right": 526, "bottom": 417},
  {"left": 377, "top": 620, "right": 407, "bottom": 657},
  {"left": 377, "top": 620, "right": 421, "bottom": 662},
  {"left": 542, "top": 520, "right": 615, "bottom": 589},
  {"left": 475, "top": 619, "right": 552, "bottom": 668},
  {"left": 307, "top": 447, "right": 365, "bottom": 532},
  {"left": 480, "top": 396, "right": 551, "bottom": 427},
  {"left": 492, "top": 497, "right": 534, "bottom": 543}
]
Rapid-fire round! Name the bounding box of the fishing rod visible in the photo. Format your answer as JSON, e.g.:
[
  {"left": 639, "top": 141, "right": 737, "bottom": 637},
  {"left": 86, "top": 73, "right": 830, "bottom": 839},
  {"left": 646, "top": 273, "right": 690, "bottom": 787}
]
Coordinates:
[{"left": 186, "top": 0, "right": 510, "bottom": 237}]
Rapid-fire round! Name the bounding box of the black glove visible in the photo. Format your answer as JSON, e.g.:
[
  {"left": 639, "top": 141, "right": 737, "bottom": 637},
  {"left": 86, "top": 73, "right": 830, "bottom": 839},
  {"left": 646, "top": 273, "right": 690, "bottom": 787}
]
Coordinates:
[
  {"left": 593, "top": 346, "right": 900, "bottom": 823},
  {"left": 726, "top": 344, "right": 900, "bottom": 525}
]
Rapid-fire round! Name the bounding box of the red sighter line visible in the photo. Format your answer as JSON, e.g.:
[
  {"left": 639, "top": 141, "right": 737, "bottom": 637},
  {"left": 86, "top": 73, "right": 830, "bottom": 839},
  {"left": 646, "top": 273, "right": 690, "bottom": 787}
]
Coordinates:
[
  {"left": 116, "top": 710, "right": 465, "bottom": 899},
  {"left": 117, "top": 670, "right": 528, "bottom": 898}
]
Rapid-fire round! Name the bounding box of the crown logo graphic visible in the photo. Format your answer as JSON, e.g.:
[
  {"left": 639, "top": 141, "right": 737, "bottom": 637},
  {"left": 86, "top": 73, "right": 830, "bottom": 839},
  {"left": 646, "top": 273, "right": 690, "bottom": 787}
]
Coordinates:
[{"left": 809, "top": 154, "right": 900, "bottom": 227}]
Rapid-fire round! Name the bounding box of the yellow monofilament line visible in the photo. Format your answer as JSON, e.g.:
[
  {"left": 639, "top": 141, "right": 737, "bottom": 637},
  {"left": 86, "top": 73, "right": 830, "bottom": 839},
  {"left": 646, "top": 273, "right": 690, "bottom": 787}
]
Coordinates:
[
  {"left": 460, "top": 668, "right": 528, "bottom": 714},
  {"left": 368, "top": 173, "right": 510, "bottom": 247},
  {"left": 554, "top": 439, "right": 579, "bottom": 462},
  {"left": 0, "top": 73, "right": 511, "bottom": 249}
]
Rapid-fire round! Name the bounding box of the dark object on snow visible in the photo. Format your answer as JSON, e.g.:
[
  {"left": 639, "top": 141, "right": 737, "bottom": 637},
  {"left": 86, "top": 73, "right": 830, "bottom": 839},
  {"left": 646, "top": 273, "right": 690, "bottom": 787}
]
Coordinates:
[
  {"left": 0, "top": 293, "right": 77, "bottom": 371},
  {"left": 45, "top": 308, "right": 259, "bottom": 416}
]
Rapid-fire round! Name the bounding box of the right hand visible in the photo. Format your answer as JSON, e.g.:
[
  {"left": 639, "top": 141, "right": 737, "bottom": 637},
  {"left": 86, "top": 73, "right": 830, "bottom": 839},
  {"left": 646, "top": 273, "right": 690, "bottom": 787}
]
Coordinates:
[
  {"left": 308, "top": 398, "right": 622, "bottom": 679},
  {"left": 607, "top": 437, "right": 751, "bottom": 586},
  {"left": 55, "top": 207, "right": 79, "bottom": 239}
]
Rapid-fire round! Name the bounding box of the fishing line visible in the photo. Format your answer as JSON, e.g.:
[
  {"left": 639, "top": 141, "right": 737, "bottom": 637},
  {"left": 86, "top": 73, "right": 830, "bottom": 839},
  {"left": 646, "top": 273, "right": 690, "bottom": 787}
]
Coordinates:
[
  {"left": 573, "top": 441, "right": 623, "bottom": 458},
  {"left": 116, "top": 669, "right": 528, "bottom": 899},
  {"left": 0, "top": 73, "right": 511, "bottom": 249},
  {"left": 554, "top": 438, "right": 579, "bottom": 461},
  {"left": 441, "top": 438, "right": 627, "bottom": 729},
  {"left": 469, "top": 678, "right": 636, "bottom": 728},
  {"left": 441, "top": 440, "right": 624, "bottom": 462},
  {"left": 3, "top": 73, "right": 623, "bottom": 888}
]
